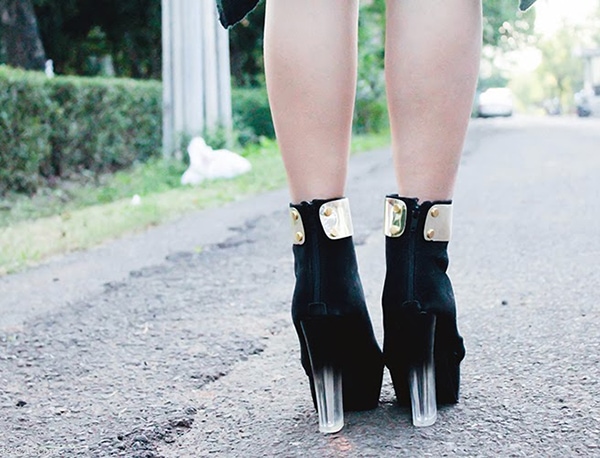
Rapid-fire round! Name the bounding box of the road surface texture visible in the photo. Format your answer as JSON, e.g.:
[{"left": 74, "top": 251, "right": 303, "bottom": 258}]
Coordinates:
[{"left": 1, "top": 117, "right": 599, "bottom": 457}]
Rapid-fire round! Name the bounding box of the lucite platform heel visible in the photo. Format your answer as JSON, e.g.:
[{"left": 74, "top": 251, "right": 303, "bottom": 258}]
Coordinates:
[
  {"left": 382, "top": 196, "right": 465, "bottom": 427},
  {"left": 300, "top": 317, "right": 344, "bottom": 433},
  {"left": 407, "top": 310, "right": 437, "bottom": 427},
  {"left": 290, "top": 198, "right": 384, "bottom": 434}
]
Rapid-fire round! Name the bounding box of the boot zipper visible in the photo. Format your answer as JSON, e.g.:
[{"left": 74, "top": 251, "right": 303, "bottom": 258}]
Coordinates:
[
  {"left": 311, "top": 215, "right": 322, "bottom": 305},
  {"left": 407, "top": 205, "right": 420, "bottom": 301}
]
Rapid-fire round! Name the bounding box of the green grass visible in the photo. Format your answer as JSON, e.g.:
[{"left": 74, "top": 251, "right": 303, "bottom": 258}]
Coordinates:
[
  {"left": 0, "top": 133, "right": 390, "bottom": 275},
  {"left": 0, "top": 158, "right": 187, "bottom": 228}
]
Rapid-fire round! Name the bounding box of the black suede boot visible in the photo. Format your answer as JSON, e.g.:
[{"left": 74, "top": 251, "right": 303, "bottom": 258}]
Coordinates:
[
  {"left": 382, "top": 195, "right": 465, "bottom": 426},
  {"left": 290, "top": 197, "right": 383, "bottom": 433}
]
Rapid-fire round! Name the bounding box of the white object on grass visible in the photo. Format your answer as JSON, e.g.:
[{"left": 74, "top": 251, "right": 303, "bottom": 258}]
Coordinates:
[
  {"left": 45, "top": 60, "right": 54, "bottom": 78},
  {"left": 131, "top": 194, "right": 141, "bottom": 206},
  {"left": 181, "top": 137, "right": 251, "bottom": 186}
]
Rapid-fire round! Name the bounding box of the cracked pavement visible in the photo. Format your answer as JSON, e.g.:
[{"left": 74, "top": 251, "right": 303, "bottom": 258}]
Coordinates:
[{"left": 1, "top": 117, "right": 599, "bottom": 457}]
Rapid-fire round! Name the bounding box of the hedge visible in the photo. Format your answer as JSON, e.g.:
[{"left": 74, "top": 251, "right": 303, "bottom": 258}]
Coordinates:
[
  {"left": 0, "top": 67, "right": 54, "bottom": 194},
  {"left": 0, "top": 66, "right": 162, "bottom": 194},
  {"left": 1, "top": 66, "right": 384, "bottom": 195},
  {"left": 231, "top": 86, "right": 274, "bottom": 145}
]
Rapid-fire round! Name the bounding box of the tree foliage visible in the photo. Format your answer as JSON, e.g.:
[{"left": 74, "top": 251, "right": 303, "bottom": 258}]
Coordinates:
[
  {"left": 0, "top": 0, "right": 46, "bottom": 70},
  {"left": 478, "top": 0, "right": 536, "bottom": 91},
  {"left": 32, "top": 0, "right": 161, "bottom": 78},
  {"left": 511, "top": 2, "right": 600, "bottom": 113},
  {"left": 482, "top": 0, "right": 536, "bottom": 50},
  {"left": 229, "top": 0, "right": 537, "bottom": 88},
  {"left": 1, "top": 0, "right": 537, "bottom": 82},
  {"left": 355, "top": 0, "right": 386, "bottom": 133},
  {"left": 536, "top": 26, "right": 584, "bottom": 106},
  {"left": 229, "top": 1, "right": 265, "bottom": 87}
]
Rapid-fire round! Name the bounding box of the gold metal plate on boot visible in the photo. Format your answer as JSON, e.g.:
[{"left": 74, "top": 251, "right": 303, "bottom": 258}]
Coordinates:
[
  {"left": 319, "top": 198, "right": 353, "bottom": 240},
  {"left": 423, "top": 204, "right": 452, "bottom": 242},
  {"left": 384, "top": 198, "right": 407, "bottom": 238},
  {"left": 290, "top": 207, "right": 305, "bottom": 245}
]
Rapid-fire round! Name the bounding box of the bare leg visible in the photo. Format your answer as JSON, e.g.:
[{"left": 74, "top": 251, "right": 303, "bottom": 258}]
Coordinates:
[
  {"left": 385, "top": 0, "right": 482, "bottom": 201},
  {"left": 264, "top": 0, "right": 359, "bottom": 203}
]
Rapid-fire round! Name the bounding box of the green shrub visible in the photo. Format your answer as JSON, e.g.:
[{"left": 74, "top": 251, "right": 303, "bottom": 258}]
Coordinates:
[
  {"left": 46, "top": 75, "right": 162, "bottom": 176},
  {"left": 0, "top": 65, "right": 161, "bottom": 195},
  {"left": 354, "top": 78, "right": 388, "bottom": 134},
  {"left": 229, "top": 82, "right": 388, "bottom": 145},
  {"left": 0, "top": 67, "right": 54, "bottom": 194},
  {"left": 354, "top": 0, "right": 388, "bottom": 135},
  {"left": 231, "top": 87, "right": 274, "bottom": 145},
  {"left": 0, "top": 65, "right": 387, "bottom": 196}
]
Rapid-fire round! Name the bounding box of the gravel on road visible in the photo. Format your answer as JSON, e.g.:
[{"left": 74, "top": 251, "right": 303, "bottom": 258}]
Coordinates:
[{"left": 1, "top": 117, "right": 599, "bottom": 457}]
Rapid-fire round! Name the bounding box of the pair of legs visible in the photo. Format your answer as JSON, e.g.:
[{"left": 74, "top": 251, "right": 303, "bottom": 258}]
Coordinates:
[
  {"left": 264, "top": 0, "right": 482, "bottom": 203},
  {"left": 265, "top": 0, "right": 481, "bottom": 432}
]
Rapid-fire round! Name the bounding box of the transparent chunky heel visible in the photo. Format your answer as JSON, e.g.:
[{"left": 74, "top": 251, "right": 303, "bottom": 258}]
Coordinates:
[
  {"left": 408, "top": 313, "right": 437, "bottom": 427},
  {"left": 312, "top": 365, "right": 343, "bottom": 433},
  {"left": 409, "top": 352, "right": 437, "bottom": 426},
  {"left": 301, "top": 318, "right": 344, "bottom": 434}
]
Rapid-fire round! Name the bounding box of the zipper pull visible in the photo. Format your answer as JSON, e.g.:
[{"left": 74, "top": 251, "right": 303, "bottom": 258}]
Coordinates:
[{"left": 410, "top": 208, "right": 420, "bottom": 233}]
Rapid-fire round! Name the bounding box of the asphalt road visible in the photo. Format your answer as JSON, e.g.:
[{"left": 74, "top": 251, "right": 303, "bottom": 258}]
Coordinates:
[{"left": 1, "top": 117, "right": 599, "bottom": 457}]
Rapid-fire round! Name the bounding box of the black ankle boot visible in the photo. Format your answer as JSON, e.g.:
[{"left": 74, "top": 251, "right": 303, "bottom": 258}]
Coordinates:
[
  {"left": 382, "top": 195, "right": 465, "bottom": 426},
  {"left": 290, "top": 197, "right": 383, "bottom": 433}
]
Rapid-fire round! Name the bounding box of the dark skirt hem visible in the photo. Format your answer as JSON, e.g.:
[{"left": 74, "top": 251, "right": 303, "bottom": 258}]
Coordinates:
[
  {"left": 216, "top": 0, "right": 260, "bottom": 28},
  {"left": 217, "top": 0, "right": 536, "bottom": 29}
]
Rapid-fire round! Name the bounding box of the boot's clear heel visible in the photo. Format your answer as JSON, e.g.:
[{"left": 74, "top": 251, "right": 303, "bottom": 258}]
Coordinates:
[
  {"left": 409, "top": 354, "right": 437, "bottom": 426},
  {"left": 312, "top": 365, "right": 343, "bottom": 433},
  {"left": 409, "top": 313, "right": 437, "bottom": 427},
  {"left": 301, "top": 319, "right": 344, "bottom": 434}
]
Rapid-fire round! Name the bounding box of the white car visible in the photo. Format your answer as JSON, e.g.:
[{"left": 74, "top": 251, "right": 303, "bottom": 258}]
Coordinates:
[
  {"left": 477, "top": 87, "right": 514, "bottom": 118},
  {"left": 575, "top": 88, "right": 600, "bottom": 117}
]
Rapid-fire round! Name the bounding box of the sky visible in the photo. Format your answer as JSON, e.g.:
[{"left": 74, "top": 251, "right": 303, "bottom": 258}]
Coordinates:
[
  {"left": 535, "top": 0, "right": 599, "bottom": 37},
  {"left": 506, "top": 0, "right": 600, "bottom": 74}
]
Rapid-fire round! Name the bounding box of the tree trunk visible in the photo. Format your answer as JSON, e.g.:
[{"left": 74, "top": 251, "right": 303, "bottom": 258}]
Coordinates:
[{"left": 0, "top": 0, "right": 46, "bottom": 70}]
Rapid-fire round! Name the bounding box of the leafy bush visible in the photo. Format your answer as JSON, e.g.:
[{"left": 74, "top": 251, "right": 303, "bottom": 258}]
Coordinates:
[
  {"left": 0, "top": 67, "right": 54, "bottom": 194},
  {"left": 227, "top": 1, "right": 389, "bottom": 140},
  {"left": 231, "top": 87, "right": 274, "bottom": 145},
  {"left": 354, "top": 78, "right": 388, "bottom": 134},
  {"left": 47, "top": 75, "right": 161, "bottom": 176},
  {"left": 0, "top": 65, "right": 161, "bottom": 194},
  {"left": 355, "top": 0, "right": 388, "bottom": 134},
  {"left": 0, "top": 64, "right": 385, "bottom": 195},
  {"left": 229, "top": 81, "right": 389, "bottom": 146}
]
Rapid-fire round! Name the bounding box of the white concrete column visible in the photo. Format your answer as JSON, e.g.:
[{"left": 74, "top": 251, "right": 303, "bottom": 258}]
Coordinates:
[{"left": 162, "top": 0, "right": 232, "bottom": 156}]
